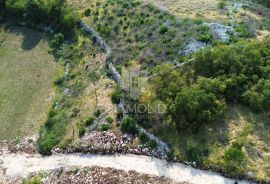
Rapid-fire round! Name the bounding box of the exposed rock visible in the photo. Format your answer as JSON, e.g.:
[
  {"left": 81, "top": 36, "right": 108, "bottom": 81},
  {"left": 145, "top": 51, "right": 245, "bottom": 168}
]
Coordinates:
[
  {"left": 247, "top": 171, "right": 254, "bottom": 178},
  {"left": 181, "top": 38, "right": 206, "bottom": 55},
  {"left": 205, "top": 22, "right": 234, "bottom": 42}
]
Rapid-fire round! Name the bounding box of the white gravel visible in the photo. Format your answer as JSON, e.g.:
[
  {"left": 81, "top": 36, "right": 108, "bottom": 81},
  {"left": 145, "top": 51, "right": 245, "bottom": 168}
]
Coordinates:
[{"left": 0, "top": 153, "right": 253, "bottom": 184}]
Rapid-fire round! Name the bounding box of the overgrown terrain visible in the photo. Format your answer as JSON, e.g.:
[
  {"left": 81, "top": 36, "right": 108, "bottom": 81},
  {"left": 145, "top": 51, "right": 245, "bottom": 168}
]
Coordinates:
[{"left": 0, "top": 0, "right": 270, "bottom": 183}]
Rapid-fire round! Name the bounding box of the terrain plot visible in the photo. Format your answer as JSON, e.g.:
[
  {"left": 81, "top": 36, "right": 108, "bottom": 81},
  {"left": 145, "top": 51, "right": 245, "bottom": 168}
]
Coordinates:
[{"left": 0, "top": 24, "right": 58, "bottom": 140}]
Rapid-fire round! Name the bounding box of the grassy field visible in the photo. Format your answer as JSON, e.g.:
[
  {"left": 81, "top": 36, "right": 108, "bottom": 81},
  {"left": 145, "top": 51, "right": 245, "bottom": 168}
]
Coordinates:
[{"left": 0, "top": 24, "right": 59, "bottom": 141}]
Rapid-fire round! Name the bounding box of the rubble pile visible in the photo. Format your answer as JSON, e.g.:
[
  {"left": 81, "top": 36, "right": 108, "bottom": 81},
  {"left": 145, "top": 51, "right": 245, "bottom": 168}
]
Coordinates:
[
  {"left": 33, "top": 166, "right": 186, "bottom": 184},
  {"left": 0, "top": 136, "right": 37, "bottom": 154},
  {"left": 53, "top": 131, "right": 155, "bottom": 157}
]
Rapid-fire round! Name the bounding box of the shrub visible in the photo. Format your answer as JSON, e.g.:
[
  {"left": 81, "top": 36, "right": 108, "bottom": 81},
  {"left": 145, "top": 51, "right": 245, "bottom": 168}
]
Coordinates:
[
  {"left": 218, "top": 1, "right": 227, "bottom": 9},
  {"left": 60, "top": 6, "right": 80, "bottom": 29},
  {"left": 235, "top": 23, "right": 249, "bottom": 38},
  {"left": 111, "top": 85, "right": 122, "bottom": 104},
  {"left": 120, "top": 117, "right": 138, "bottom": 135},
  {"left": 139, "top": 132, "right": 149, "bottom": 144},
  {"left": 78, "top": 123, "right": 86, "bottom": 137},
  {"left": 147, "top": 139, "right": 157, "bottom": 149},
  {"left": 51, "top": 33, "right": 64, "bottom": 49},
  {"left": 85, "top": 116, "right": 94, "bottom": 126},
  {"left": 223, "top": 144, "right": 245, "bottom": 173},
  {"left": 159, "top": 25, "right": 168, "bottom": 34},
  {"left": 5, "top": 0, "right": 27, "bottom": 16},
  {"left": 197, "top": 33, "right": 213, "bottom": 43},
  {"left": 84, "top": 8, "right": 91, "bottom": 16},
  {"left": 106, "top": 116, "right": 113, "bottom": 124},
  {"left": 99, "top": 124, "right": 111, "bottom": 131},
  {"left": 117, "top": 109, "right": 123, "bottom": 120},
  {"left": 94, "top": 109, "right": 101, "bottom": 117}
]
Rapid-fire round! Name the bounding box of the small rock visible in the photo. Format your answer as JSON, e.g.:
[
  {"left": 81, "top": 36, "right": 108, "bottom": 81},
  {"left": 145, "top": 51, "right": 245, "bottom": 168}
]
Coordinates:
[{"left": 247, "top": 171, "right": 254, "bottom": 178}]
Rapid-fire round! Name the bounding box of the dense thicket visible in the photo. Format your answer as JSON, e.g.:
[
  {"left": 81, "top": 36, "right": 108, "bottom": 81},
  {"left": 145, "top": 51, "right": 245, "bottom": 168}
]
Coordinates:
[
  {"left": 149, "top": 37, "right": 270, "bottom": 130},
  {"left": 1, "top": 0, "right": 79, "bottom": 32}
]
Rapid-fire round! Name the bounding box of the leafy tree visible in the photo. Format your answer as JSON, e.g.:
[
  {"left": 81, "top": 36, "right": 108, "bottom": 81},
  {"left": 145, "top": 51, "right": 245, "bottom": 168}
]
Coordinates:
[
  {"left": 173, "top": 85, "right": 226, "bottom": 129},
  {"left": 5, "top": 0, "right": 27, "bottom": 16}
]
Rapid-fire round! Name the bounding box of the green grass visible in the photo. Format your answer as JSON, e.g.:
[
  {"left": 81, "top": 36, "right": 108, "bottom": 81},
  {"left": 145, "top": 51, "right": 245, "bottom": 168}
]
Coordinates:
[{"left": 0, "top": 24, "right": 59, "bottom": 141}]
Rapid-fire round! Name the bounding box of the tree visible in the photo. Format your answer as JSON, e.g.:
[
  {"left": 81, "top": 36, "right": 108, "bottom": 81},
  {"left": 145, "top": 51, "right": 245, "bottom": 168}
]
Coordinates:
[{"left": 173, "top": 84, "right": 226, "bottom": 130}]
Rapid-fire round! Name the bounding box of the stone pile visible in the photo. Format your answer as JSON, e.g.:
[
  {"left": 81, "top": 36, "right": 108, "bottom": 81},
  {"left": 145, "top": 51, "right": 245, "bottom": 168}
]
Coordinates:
[
  {"left": 53, "top": 131, "right": 153, "bottom": 156},
  {"left": 0, "top": 136, "right": 37, "bottom": 155}
]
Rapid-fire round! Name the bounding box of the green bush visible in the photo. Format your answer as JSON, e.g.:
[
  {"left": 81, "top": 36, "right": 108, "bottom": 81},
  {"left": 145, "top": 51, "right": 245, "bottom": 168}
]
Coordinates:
[
  {"left": 85, "top": 116, "right": 94, "bottom": 126},
  {"left": 60, "top": 6, "right": 79, "bottom": 29},
  {"left": 197, "top": 33, "right": 212, "bottom": 43},
  {"left": 84, "top": 8, "right": 91, "bottom": 16},
  {"left": 223, "top": 144, "right": 245, "bottom": 173},
  {"left": 78, "top": 123, "right": 86, "bottom": 137},
  {"left": 139, "top": 132, "right": 149, "bottom": 144},
  {"left": 99, "top": 123, "right": 111, "bottom": 131},
  {"left": 111, "top": 85, "right": 122, "bottom": 104},
  {"left": 106, "top": 116, "right": 113, "bottom": 124},
  {"left": 51, "top": 33, "right": 64, "bottom": 49},
  {"left": 159, "top": 25, "right": 168, "bottom": 34},
  {"left": 5, "top": 0, "right": 27, "bottom": 16},
  {"left": 94, "top": 109, "right": 101, "bottom": 117},
  {"left": 120, "top": 117, "right": 138, "bottom": 135},
  {"left": 235, "top": 23, "right": 249, "bottom": 38},
  {"left": 117, "top": 109, "right": 123, "bottom": 120},
  {"left": 147, "top": 139, "right": 157, "bottom": 149},
  {"left": 218, "top": 1, "right": 227, "bottom": 9}
]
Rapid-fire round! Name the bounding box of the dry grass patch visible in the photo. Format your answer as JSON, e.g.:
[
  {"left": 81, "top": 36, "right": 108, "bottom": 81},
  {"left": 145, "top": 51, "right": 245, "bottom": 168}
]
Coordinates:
[{"left": 139, "top": 0, "right": 228, "bottom": 20}]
